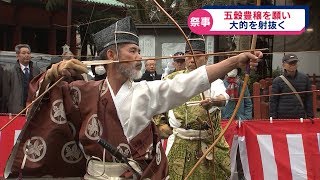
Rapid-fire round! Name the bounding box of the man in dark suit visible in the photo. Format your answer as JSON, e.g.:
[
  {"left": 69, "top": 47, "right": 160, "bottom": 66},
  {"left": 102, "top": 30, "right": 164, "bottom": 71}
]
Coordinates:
[
  {"left": 140, "top": 59, "right": 162, "bottom": 81},
  {"left": 2, "top": 44, "right": 41, "bottom": 113}
]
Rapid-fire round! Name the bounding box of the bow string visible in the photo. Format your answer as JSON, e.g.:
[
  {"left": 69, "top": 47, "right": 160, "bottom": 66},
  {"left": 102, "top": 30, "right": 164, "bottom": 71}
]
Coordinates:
[{"left": 184, "top": 0, "right": 261, "bottom": 179}]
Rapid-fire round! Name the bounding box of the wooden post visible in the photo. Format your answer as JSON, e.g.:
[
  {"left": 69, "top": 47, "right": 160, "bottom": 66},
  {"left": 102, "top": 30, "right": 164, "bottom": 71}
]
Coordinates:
[
  {"left": 253, "top": 82, "right": 261, "bottom": 119},
  {"left": 71, "top": 28, "right": 76, "bottom": 54},
  {"left": 12, "top": 5, "right": 21, "bottom": 48},
  {"left": 48, "top": 28, "right": 56, "bottom": 55},
  {"left": 257, "top": 79, "right": 269, "bottom": 119},
  {"left": 261, "top": 102, "right": 269, "bottom": 119},
  {"left": 66, "top": 0, "right": 72, "bottom": 46},
  {"left": 259, "top": 79, "right": 266, "bottom": 102},
  {"left": 13, "top": 25, "right": 21, "bottom": 48},
  {"left": 49, "top": 12, "right": 56, "bottom": 55},
  {"left": 312, "top": 85, "right": 317, "bottom": 117},
  {"left": 3, "top": 29, "right": 7, "bottom": 50}
]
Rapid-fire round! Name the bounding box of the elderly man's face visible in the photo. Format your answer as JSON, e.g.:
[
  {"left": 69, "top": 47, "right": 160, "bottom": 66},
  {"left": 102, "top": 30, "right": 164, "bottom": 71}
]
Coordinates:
[
  {"left": 145, "top": 60, "right": 156, "bottom": 73},
  {"left": 17, "top": 47, "right": 31, "bottom": 66},
  {"left": 283, "top": 60, "right": 298, "bottom": 73},
  {"left": 173, "top": 59, "right": 185, "bottom": 71},
  {"left": 185, "top": 51, "right": 207, "bottom": 71},
  {"left": 114, "top": 43, "right": 142, "bottom": 80}
]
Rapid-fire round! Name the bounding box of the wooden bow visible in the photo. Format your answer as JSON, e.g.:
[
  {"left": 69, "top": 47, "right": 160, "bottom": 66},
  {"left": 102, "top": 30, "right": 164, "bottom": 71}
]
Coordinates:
[
  {"left": 151, "top": 1, "right": 226, "bottom": 179},
  {"left": 151, "top": 0, "right": 214, "bottom": 135},
  {"left": 184, "top": 0, "right": 261, "bottom": 179}
]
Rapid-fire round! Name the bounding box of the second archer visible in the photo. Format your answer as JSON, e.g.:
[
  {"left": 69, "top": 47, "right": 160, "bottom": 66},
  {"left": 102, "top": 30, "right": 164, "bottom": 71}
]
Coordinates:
[{"left": 158, "top": 32, "right": 231, "bottom": 180}]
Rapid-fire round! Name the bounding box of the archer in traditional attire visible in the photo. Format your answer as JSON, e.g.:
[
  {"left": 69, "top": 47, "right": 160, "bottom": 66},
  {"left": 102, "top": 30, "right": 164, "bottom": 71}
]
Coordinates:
[
  {"left": 4, "top": 17, "right": 262, "bottom": 179},
  {"left": 161, "top": 33, "right": 231, "bottom": 179}
]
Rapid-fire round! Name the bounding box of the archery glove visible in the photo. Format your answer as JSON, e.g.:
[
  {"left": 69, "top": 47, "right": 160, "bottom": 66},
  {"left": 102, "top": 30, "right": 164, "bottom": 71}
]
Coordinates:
[{"left": 46, "top": 59, "right": 88, "bottom": 81}]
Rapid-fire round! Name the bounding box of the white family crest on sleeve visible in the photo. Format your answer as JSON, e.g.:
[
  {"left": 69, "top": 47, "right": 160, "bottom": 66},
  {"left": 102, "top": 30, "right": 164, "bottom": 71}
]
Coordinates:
[
  {"left": 61, "top": 141, "right": 83, "bottom": 163},
  {"left": 85, "top": 114, "right": 103, "bottom": 140},
  {"left": 23, "top": 136, "right": 47, "bottom": 162},
  {"left": 70, "top": 86, "right": 81, "bottom": 107},
  {"left": 50, "top": 99, "right": 67, "bottom": 124},
  {"left": 156, "top": 141, "right": 161, "bottom": 165}
]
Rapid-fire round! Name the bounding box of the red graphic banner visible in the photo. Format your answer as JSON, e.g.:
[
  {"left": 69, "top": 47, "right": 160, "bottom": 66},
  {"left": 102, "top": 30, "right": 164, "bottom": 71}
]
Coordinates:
[
  {"left": 237, "top": 119, "right": 320, "bottom": 180},
  {"left": 1, "top": 116, "right": 319, "bottom": 179},
  {"left": 0, "top": 115, "right": 26, "bottom": 177}
]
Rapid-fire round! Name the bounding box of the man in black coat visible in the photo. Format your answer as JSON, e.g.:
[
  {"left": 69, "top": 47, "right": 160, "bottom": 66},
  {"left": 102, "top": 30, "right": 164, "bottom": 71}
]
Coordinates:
[
  {"left": 270, "top": 54, "right": 314, "bottom": 119},
  {"left": 140, "top": 59, "right": 162, "bottom": 81}
]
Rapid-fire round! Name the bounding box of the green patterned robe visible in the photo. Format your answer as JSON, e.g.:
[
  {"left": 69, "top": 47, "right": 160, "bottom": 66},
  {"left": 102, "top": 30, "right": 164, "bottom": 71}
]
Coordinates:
[{"left": 165, "top": 70, "right": 231, "bottom": 180}]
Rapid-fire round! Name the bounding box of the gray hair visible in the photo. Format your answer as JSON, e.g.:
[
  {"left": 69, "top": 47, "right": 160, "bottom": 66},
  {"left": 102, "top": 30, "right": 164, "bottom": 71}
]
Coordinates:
[
  {"left": 15, "top": 44, "right": 31, "bottom": 54},
  {"left": 98, "top": 43, "right": 125, "bottom": 60},
  {"left": 98, "top": 48, "right": 108, "bottom": 60}
]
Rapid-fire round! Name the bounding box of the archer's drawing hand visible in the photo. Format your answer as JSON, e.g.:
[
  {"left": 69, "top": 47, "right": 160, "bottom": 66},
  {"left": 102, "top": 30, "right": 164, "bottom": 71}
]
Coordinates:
[{"left": 46, "top": 59, "right": 88, "bottom": 81}]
